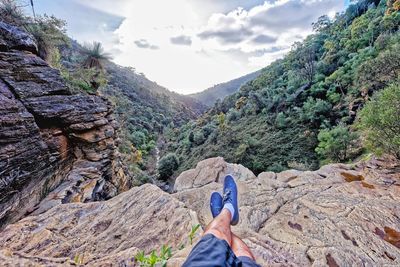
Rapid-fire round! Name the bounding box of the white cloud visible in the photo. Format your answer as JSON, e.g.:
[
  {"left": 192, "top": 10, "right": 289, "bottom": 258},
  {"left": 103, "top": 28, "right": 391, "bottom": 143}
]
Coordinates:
[
  {"left": 35, "top": 0, "right": 346, "bottom": 94},
  {"left": 170, "top": 35, "right": 192, "bottom": 46}
]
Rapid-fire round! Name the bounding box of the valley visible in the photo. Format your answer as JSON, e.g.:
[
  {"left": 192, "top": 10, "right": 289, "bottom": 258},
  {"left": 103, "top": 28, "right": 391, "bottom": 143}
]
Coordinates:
[{"left": 0, "top": 0, "right": 399, "bottom": 266}]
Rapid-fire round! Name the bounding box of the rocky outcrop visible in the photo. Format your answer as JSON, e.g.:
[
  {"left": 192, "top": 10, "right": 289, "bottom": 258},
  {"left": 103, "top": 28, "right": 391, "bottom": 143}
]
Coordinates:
[
  {"left": 0, "top": 184, "right": 200, "bottom": 266},
  {"left": 0, "top": 22, "right": 127, "bottom": 228},
  {"left": 0, "top": 156, "right": 398, "bottom": 266},
  {"left": 174, "top": 156, "right": 400, "bottom": 266},
  {"left": 174, "top": 157, "right": 256, "bottom": 191}
]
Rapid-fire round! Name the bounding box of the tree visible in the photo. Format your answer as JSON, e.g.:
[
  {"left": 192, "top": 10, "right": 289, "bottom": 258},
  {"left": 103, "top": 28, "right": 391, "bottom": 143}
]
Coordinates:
[
  {"left": 357, "top": 45, "right": 400, "bottom": 92},
  {"left": 217, "top": 112, "right": 227, "bottom": 131},
  {"left": 315, "top": 124, "right": 359, "bottom": 163},
  {"left": 158, "top": 153, "right": 179, "bottom": 180},
  {"left": 275, "top": 112, "right": 287, "bottom": 128},
  {"left": 358, "top": 83, "right": 400, "bottom": 158},
  {"left": 300, "top": 97, "right": 332, "bottom": 126},
  {"left": 128, "top": 131, "right": 146, "bottom": 148},
  {"left": 290, "top": 41, "right": 317, "bottom": 84},
  {"left": 312, "top": 15, "right": 331, "bottom": 32},
  {"left": 193, "top": 130, "right": 206, "bottom": 145},
  {"left": 80, "top": 41, "right": 111, "bottom": 90},
  {"left": 81, "top": 41, "right": 111, "bottom": 70}
]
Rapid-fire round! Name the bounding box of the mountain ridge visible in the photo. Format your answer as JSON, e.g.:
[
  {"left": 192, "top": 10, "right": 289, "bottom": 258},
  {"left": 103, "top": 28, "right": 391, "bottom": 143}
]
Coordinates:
[{"left": 189, "top": 70, "right": 262, "bottom": 107}]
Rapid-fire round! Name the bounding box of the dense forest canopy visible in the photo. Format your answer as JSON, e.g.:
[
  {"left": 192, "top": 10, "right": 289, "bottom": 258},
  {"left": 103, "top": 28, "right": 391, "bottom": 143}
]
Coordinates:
[{"left": 162, "top": 0, "right": 400, "bottom": 177}]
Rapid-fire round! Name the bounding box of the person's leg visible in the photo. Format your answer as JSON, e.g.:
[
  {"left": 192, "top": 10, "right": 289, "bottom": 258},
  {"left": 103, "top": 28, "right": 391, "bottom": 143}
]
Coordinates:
[
  {"left": 182, "top": 209, "right": 234, "bottom": 267},
  {"left": 203, "top": 208, "right": 232, "bottom": 245},
  {"left": 231, "top": 234, "right": 255, "bottom": 260}
]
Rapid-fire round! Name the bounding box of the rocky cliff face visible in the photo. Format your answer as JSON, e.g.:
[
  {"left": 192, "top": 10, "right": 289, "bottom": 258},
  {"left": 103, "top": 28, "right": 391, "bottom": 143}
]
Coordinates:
[
  {"left": 0, "top": 22, "right": 127, "bottom": 228},
  {"left": 0, "top": 156, "right": 398, "bottom": 266}
]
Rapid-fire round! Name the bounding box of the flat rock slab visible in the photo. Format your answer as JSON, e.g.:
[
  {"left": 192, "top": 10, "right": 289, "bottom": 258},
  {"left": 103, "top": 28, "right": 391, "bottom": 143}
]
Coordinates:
[
  {"left": 0, "top": 157, "right": 399, "bottom": 266},
  {"left": 174, "top": 157, "right": 400, "bottom": 266},
  {"left": 0, "top": 184, "right": 201, "bottom": 266}
]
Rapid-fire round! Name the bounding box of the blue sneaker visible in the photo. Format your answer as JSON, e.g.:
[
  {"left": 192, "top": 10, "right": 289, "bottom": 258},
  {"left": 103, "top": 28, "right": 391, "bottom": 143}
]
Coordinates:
[
  {"left": 210, "top": 192, "right": 223, "bottom": 218},
  {"left": 222, "top": 175, "right": 239, "bottom": 225}
]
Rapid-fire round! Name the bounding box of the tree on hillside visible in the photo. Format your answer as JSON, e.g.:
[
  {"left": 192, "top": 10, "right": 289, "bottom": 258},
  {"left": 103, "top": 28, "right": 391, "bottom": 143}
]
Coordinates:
[
  {"left": 290, "top": 41, "right": 317, "bottom": 84},
  {"left": 358, "top": 83, "right": 400, "bottom": 158},
  {"left": 357, "top": 45, "right": 400, "bottom": 92},
  {"left": 315, "top": 124, "right": 359, "bottom": 163},
  {"left": 81, "top": 41, "right": 111, "bottom": 70},
  {"left": 312, "top": 15, "right": 332, "bottom": 32},
  {"left": 79, "top": 41, "right": 111, "bottom": 91},
  {"left": 158, "top": 153, "right": 179, "bottom": 180}
]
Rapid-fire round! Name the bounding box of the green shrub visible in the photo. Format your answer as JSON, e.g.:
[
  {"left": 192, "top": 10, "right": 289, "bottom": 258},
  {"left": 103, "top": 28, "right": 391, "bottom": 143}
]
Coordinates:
[
  {"left": 275, "top": 112, "right": 287, "bottom": 128},
  {"left": 301, "top": 97, "right": 332, "bottom": 125},
  {"left": 129, "top": 131, "right": 146, "bottom": 148},
  {"left": 135, "top": 245, "right": 171, "bottom": 267},
  {"left": 315, "top": 124, "right": 359, "bottom": 163},
  {"left": 227, "top": 108, "right": 240, "bottom": 121},
  {"left": 358, "top": 84, "right": 400, "bottom": 158},
  {"left": 158, "top": 153, "right": 179, "bottom": 180},
  {"left": 193, "top": 131, "right": 206, "bottom": 145}
]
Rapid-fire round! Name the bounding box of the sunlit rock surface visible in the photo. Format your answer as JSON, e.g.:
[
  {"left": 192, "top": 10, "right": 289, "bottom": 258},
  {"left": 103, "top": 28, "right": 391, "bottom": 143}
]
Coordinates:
[
  {"left": 0, "top": 156, "right": 399, "bottom": 266},
  {"left": 173, "top": 156, "right": 400, "bottom": 266}
]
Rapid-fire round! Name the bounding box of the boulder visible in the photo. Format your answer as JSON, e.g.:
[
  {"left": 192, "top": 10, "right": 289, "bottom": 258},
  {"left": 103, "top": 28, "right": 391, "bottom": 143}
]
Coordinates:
[
  {"left": 0, "top": 21, "right": 37, "bottom": 54},
  {"left": 174, "top": 156, "right": 256, "bottom": 191}
]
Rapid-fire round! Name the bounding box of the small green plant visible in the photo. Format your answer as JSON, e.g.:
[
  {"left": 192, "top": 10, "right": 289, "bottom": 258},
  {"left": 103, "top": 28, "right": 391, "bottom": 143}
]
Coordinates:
[
  {"left": 73, "top": 253, "right": 85, "bottom": 265},
  {"left": 189, "top": 224, "right": 201, "bottom": 245},
  {"left": 135, "top": 245, "right": 172, "bottom": 267}
]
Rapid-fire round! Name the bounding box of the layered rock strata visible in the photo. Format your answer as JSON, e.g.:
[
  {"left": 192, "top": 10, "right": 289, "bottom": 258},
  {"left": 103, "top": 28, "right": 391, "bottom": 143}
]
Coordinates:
[{"left": 0, "top": 22, "right": 127, "bottom": 228}]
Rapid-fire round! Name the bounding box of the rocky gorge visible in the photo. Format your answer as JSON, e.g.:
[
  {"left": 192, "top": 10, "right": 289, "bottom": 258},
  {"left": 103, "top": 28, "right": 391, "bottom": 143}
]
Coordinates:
[{"left": 0, "top": 19, "right": 400, "bottom": 267}]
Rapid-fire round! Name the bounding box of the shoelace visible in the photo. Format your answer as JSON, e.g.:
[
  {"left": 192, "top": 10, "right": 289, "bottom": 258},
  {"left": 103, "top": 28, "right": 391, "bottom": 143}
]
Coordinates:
[{"left": 223, "top": 189, "right": 232, "bottom": 203}]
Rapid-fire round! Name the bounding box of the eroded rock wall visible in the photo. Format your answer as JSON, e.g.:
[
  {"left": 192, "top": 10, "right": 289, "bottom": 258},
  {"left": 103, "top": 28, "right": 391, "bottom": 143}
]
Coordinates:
[{"left": 0, "top": 22, "right": 127, "bottom": 228}]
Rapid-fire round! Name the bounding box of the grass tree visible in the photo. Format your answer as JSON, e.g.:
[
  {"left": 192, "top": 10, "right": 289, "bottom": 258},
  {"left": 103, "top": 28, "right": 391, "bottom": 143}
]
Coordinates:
[
  {"left": 81, "top": 41, "right": 111, "bottom": 70},
  {"left": 79, "top": 41, "right": 111, "bottom": 91}
]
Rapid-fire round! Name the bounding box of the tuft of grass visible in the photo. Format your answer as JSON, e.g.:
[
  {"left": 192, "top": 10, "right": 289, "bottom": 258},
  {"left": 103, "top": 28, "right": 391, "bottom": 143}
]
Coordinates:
[
  {"left": 73, "top": 253, "right": 85, "bottom": 265},
  {"left": 189, "top": 224, "right": 201, "bottom": 245}
]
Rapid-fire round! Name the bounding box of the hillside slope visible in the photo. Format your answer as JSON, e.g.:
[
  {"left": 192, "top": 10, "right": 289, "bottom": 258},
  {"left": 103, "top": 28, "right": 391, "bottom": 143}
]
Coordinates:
[
  {"left": 189, "top": 70, "right": 261, "bottom": 107},
  {"left": 164, "top": 0, "right": 400, "bottom": 175}
]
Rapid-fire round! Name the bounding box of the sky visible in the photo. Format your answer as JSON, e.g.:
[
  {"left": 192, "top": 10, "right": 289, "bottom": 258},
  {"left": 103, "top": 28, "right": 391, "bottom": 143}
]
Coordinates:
[{"left": 27, "top": 0, "right": 347, "bottom": 94}]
